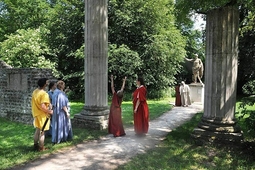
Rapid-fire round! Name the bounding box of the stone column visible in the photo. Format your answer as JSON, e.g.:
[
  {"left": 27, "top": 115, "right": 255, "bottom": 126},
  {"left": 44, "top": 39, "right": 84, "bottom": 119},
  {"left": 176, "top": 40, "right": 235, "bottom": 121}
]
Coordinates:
[
  {"left": 73, "top": 0, "right": 109, "bottom": 130},
  {"left": 192, "top": 6, "right": 243, "bottom": 144}
]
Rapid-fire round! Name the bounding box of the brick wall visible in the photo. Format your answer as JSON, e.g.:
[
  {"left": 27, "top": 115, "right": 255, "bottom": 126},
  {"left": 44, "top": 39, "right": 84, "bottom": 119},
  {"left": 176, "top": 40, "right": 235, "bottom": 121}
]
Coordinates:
[{"left": 0, "top": 61, "right": 56, "bottom": 124}]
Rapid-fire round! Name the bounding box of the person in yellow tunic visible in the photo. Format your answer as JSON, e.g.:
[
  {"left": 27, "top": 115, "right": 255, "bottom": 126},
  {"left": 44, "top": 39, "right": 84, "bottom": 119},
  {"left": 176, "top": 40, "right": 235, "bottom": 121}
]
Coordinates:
[{"left": 31, "top": 78, "right": 53, "bottom": 151}]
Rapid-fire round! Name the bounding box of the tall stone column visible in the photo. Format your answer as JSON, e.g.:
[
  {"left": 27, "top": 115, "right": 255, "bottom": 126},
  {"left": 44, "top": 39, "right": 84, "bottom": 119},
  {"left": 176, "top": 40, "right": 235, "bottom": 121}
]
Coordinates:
[
  {"left": 73, "top": 0, "right": 109, "bottom": 130},
  {"left": 192, "top": 6, "right": 243, "bottom": 144}
]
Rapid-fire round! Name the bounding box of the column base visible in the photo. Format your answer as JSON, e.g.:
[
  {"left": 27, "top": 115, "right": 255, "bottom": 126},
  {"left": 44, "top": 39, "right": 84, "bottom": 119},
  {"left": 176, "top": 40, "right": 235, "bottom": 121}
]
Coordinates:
[
  {"left": 72, "top": 108, "right": 109, "bottom": 130},
  {"left": 191, "top": 118, "right": 243, "bottom": 145}
]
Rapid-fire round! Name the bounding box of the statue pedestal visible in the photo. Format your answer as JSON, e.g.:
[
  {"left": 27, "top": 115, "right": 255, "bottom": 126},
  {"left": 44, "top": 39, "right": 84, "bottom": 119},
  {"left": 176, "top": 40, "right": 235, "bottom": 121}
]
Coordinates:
[{"left": 189, "top": 83, "right": 204, "bottom": 103}]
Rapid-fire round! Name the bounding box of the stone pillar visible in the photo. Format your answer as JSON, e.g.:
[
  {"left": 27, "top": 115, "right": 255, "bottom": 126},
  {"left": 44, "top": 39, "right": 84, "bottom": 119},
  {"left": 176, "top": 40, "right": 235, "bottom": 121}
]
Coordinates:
[
  {"left": 73, "top": 0, "right": 109, "bottom": 130},
  {"left": 192, "top": 6, "right": 243, "bottom": 144}
]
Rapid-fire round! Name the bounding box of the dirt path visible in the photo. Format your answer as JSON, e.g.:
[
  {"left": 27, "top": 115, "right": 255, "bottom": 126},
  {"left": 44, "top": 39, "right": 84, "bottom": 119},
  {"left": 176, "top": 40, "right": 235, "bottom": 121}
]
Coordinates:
[{"left": 13, "top": 103, "right": 203, "bottom": 170}]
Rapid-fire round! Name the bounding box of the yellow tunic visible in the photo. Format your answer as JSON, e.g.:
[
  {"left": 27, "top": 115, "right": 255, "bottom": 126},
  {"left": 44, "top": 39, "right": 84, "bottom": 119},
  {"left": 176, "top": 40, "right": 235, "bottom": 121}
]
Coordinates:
[{"left": 31, "top": 89, "right": 50, "bottom": 130}]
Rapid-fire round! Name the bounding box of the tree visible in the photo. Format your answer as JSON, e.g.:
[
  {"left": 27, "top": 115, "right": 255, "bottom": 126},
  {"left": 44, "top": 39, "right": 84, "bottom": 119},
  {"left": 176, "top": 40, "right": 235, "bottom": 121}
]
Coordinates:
[
  {"left": 0, "top": 0, "right": 51, "bottom": 42},
  {"left": 108, "top": 0, "right": 186, "bottom": 97},
  {"left": 108, "top": 44, "right": 142, "bottom": 91},
  {"left": 0, "top": 0, "right": 85, "bottom": 99},
  {"left": 44, "top": 0, "right": 85, "bottom": 99},
  {"left": 0, "top": 27, "right": 57, "bottom": 75},
  {"left": 0, "top": 0, "right": 187, "bottom": 99},
  {"left": 237, "top": 3, "right": 255, "bottom": 94}
]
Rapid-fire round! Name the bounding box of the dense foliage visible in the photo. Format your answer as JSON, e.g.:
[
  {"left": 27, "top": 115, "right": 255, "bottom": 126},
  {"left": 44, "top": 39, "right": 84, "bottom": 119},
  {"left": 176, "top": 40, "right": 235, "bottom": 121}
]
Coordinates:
[
  {"left": 0, "top": 27, "right": 58, "bottom": 75},
  {"left": 0, "top": 0, "right": 254, "bottom": 99},
  {"left": 108, "top": 0, "right": 186, "bottom": 96},
  {"left": 0, "top": 0, "right": 187, "bottom": 99}
]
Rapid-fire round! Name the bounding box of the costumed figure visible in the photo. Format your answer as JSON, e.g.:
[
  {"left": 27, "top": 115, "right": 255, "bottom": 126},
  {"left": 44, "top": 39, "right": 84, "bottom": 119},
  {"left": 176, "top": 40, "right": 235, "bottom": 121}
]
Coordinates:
[
  {"left": 133, "top": 77, "right": 149, "bottom": 136},
  {"left": 108, "top": 75, "right": 127, "bottom": 137},
  {"left": 175, "top": 83, "right": 182, "bottom": 106},
  {"left": 179, "top": 81, "right": 191, "bottom": 107},
  {"left": 51, "top": 80, "right": 73, "bottom": 144}
]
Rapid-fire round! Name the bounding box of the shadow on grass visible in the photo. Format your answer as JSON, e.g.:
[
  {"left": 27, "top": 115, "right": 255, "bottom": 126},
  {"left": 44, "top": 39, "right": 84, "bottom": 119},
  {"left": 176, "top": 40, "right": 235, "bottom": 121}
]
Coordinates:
[{"left": 117, "top": 112, "right": 255, "bottom": 170}]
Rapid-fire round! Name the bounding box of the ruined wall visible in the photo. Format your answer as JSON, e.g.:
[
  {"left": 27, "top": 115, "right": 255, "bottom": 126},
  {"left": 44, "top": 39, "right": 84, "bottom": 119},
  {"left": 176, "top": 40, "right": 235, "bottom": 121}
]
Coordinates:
[{"left": 0, "top": 61, "right": 55, "bottom": 124}]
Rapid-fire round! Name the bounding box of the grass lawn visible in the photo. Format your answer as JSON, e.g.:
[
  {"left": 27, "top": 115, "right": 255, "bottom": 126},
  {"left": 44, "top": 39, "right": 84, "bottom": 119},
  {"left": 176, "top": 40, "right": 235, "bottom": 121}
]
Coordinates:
[
  {"left": 117, "top": 98, "right": 255, "bottom": 170},
  {"left": 0, "top": 97, "right": 173, "bottom": 169},
  {"left": 1, "top": 97, "right": 255, "bottom": 170},
  {"left": 118, "top": 112, "right": 255, "bottom": 170}
]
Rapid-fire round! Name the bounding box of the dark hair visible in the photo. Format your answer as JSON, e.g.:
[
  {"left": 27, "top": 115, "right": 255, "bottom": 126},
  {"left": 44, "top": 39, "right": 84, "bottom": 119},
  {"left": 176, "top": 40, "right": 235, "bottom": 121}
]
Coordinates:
[
  {"left": 137, "top": 77, "right": 145, "bottom": 86},
  {"left": 48, "top": 81, "right": 56, "bottom": 91},
  {"left": 117, "top": 91, "right": 124, "bottom": 98},
  {"left": 37, "top": 78, "right": 48, "bottom": 88}
]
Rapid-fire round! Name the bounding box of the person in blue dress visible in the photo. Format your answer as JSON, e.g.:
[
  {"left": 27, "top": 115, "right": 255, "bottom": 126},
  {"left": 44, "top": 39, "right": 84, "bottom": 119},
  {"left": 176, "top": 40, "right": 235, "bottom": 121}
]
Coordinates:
[
  {"left": 45, "top": 81, "right": 57, "bottom": 137},
  {"left": 51, "top": 80, "right": 73, "bottom": 144}
]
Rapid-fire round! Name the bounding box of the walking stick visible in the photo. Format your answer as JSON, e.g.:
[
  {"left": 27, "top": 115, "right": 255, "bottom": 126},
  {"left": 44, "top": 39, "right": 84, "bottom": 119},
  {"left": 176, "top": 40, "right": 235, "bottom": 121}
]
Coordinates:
[
  {"left": 41, "top": 117, "right": 49, "bottom": 135},
  {"left": 41, "top": 105, "right": 53, "bottom": 134},
  {"left": 42, "top": 117, "right": 49, "bottom": 132}
]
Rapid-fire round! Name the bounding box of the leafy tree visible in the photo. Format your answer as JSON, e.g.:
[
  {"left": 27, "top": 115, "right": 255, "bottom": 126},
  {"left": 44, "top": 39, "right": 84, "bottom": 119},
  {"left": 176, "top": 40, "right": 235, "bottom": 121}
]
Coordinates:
[
  {"left": 237, "top": 3, "right": 255, "bottom": 94},
  {"left": 175, "top": 0, "right": 233, "bottom": 14},
  {"left": 108, "top": 44, "right": 142, "bottom": 90},
  {"left": 0, "top": 0, "right": 51, "bottom": 42},
  {"left": 0, "top": 0, "right": 85, "bottom": 96},
  {"left": 236, "top": 3, "right": 255, "bottom": 136},
  {"left": 41, "top": 0, "right": 85, "bottom": 99},
  {"left": 109, "top": 0, "right": 186, "bottom": 96},
  {"left": 0, "top": 27, "right": 58, "bottom": 75}
]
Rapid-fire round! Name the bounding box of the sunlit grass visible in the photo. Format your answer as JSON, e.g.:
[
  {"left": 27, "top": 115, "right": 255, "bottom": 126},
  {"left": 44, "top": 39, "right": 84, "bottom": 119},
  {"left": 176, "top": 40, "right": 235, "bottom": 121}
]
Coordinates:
[
  {"left": 117, "top": 112, "right": 255, "bottom": 170},
  {"left": 0, "top": 97, "right": 172, "bottom": 169},
  {"left": 69, "top": 98, "right": 173, "bottom": 127},
  {"left": 2, "top": 97, "right": 255, "bottom": 170}
]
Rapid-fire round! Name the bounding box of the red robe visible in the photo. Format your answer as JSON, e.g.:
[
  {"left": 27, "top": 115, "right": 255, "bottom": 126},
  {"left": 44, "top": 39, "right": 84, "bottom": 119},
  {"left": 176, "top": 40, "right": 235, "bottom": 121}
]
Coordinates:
[
  {"left": 108, "top": 92, "right": 125, "bottom": 137},
  {"left": 175, "top": 86, "right": 182, "bottom": 106},
  {"left": 132, "top": 85, "right": 149, "bottom": 134}
]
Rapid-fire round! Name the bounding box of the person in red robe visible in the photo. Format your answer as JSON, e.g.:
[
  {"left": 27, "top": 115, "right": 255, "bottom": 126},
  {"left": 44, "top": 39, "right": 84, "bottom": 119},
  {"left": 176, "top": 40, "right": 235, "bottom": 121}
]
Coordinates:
[
  {"left": 175, "top": 84, "right": 182, "bottom": 106},
  {"left": 108, "top": 75, "right": 127, "bottom": 137},
  {"left": 132, "top": 77, "right": 149, "bottom": 136}
]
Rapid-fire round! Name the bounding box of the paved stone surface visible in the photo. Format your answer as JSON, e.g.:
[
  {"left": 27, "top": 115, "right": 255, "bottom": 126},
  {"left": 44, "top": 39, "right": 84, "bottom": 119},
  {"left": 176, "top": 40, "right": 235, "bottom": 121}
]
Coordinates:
[{"left": 14, "top": 103, "right": 203, "bottom": 170}]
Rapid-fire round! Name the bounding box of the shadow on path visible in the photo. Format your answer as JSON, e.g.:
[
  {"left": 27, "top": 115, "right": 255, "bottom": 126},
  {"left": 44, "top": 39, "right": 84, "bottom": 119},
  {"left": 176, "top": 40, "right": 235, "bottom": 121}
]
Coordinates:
[{"left": 11, "top": 103, "right": 203, "bottom": 170}]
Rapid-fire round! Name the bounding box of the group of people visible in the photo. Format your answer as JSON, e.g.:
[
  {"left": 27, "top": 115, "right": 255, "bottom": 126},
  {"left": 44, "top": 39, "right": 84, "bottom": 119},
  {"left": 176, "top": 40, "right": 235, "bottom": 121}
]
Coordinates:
[
  {"left": 108, "top": 75, "right": 149, "bottom": 138},
  {"left": 32, "top": 76, "right": 149, "bottom": 151},
  {"left": 31, "top": 78, "right": 73, "bottom": 152},
  {"left": 175, "top": 81, "right": 191, "bottom": 107}
]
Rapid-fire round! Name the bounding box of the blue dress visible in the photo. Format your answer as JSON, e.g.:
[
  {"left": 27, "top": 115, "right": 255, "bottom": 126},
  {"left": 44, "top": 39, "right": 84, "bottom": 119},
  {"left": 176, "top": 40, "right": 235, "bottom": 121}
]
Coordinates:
[
  {"left": 52, "top": 90, "right": 73, "bottom": 144},
  {"left": 45, "top": 90, "right": 54, "bottom": 136}
]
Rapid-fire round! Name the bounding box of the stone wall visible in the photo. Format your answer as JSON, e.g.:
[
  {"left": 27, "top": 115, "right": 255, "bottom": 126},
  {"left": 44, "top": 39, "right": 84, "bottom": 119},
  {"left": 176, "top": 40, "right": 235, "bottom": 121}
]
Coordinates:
[{"left": 0, "top": 62, "right": 55, "bottom": 125}]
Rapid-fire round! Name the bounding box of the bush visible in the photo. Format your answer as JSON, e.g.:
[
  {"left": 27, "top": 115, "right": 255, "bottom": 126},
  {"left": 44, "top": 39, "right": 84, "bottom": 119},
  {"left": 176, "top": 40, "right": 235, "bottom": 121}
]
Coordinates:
[
  {"left": 242, "top": 80, "right": 255, "bottom": 95},
  {"left": 236, "top": 96, "right": 255, "bottom": 138}
]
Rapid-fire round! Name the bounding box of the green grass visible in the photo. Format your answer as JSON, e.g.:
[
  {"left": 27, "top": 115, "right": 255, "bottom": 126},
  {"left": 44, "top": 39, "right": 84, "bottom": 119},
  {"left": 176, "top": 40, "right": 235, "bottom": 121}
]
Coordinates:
[
  {"left": 120, "top": 99, "right": 173, "bottom": 127},
  {"left": 0, "top": 117, "right": 107, "bottom": 170},
  {"left": 117, "top": 112, "right": 255, "bottom": 170},
  {"left": 0, "top": 97, "right": 173, "bottom": 169},
  {"left": 235, "top": 99, "right": 255, "bottom": 140},
  {"left": 2, "top": 97, "right": 255, "bottom": 170}
]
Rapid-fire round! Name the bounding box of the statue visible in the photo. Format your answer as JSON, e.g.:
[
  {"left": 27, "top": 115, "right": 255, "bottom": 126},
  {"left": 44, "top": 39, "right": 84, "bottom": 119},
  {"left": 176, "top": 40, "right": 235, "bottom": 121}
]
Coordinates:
[{"left": 185, "top": 54, "right": 204, "bottom": 84}]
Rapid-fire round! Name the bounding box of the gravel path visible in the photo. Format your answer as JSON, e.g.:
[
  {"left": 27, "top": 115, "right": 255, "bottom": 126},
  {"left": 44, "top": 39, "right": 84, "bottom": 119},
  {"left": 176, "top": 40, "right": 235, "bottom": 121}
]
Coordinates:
[{"left": 13, "top": 103, "right": 203, "bottom": 170}]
